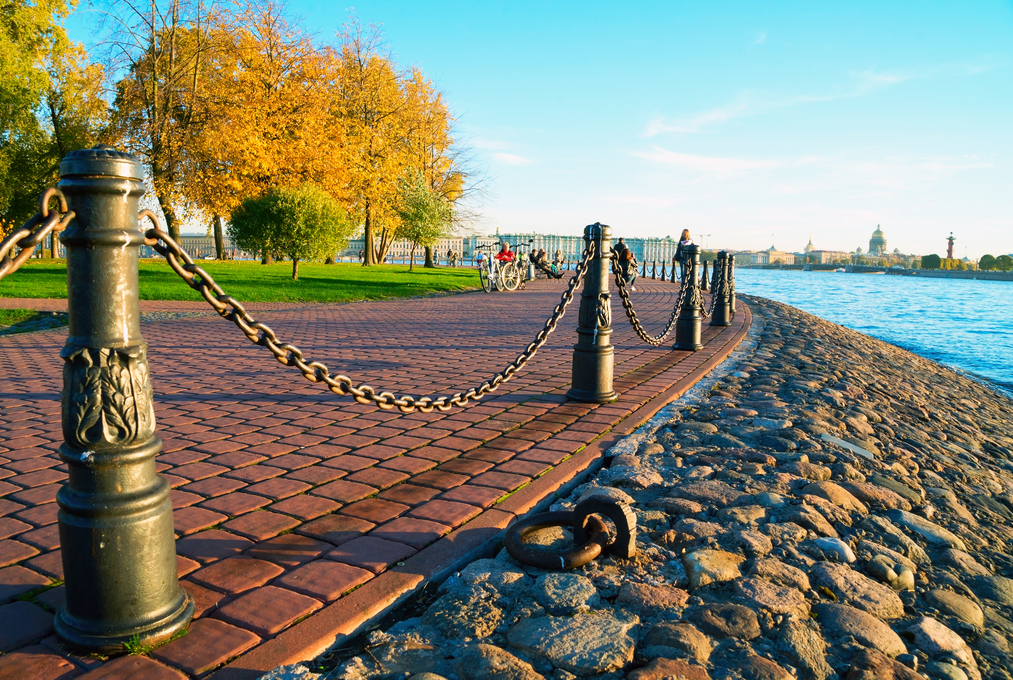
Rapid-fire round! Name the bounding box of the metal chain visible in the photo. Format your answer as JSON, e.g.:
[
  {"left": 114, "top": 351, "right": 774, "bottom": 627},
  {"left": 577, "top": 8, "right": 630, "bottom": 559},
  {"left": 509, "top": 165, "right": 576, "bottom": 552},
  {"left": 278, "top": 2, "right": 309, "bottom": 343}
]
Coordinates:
[
  {"left": 0, "top": 189, "right": 75, "bottom": 281},
  {"left": 611, "top": 255, "right": 688, "bottom": 346},
  {"left": 142, "top": 218, "right": 595, "bottom": 413},
  {"left": 702, "top": 258, "right": 724, "bottom": 318}
]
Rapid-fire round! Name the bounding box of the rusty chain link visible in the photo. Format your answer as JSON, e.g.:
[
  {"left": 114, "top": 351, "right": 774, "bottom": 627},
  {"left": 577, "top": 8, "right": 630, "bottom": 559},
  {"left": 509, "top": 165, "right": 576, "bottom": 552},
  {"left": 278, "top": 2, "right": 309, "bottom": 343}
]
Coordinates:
[
  {"left": 142, "top": 217, "right": 595, "bottom": 413},
  {"left": 611, "top": 254, "right": 688, "bottom": 346},
  {"left": 0, "top": 189, "right": 75, "bottom": 281}
]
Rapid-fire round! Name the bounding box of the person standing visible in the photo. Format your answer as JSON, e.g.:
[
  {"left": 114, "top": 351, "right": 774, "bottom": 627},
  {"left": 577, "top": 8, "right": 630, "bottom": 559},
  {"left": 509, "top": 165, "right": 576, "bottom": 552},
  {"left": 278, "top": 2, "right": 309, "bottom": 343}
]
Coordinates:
[
  {"left": 675, "top": 229, "right": 694, "bottom": 281},
  {"left": 613, "top": 237, "right": 637, "bottom": 292}
]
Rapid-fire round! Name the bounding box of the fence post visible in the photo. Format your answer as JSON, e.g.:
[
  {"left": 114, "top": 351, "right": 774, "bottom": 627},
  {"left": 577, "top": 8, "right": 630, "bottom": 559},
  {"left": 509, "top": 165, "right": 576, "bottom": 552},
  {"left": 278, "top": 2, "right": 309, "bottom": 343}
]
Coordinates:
[
  {"left": 567, "top": 222, "right": 616, "bottom": 403},
  {"left": 709, "top": 252, "right": 732, "bottom": 326},
  {"left": 660, "top": 261, "right": 666, "bottom": 281},
  {"left": 700, "top": 260, "right": 709, "bottom": 291},
  {"left": 674, "top": 244, "right": 703, "bottom": 350},
  {"left": 729, "top": 255, "right": 737, "bottom": 313},
  {"left": 651, "top": 261, "right": 656, "bottom": 279},
  {"left": 670, "top": 260, "right": 677, "bottom": 283},
  {"left": 54, "top": 146, "right": 193, "bottom": 652}
]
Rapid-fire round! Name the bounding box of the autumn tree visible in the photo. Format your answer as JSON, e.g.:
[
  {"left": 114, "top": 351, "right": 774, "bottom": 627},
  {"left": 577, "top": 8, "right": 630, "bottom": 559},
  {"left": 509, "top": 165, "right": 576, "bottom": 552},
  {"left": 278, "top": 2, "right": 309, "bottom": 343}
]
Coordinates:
[
  {"left": 183, "top": 1, "right": 345, "bottom": 258},
  {"left": 1, "top": 0, "right": 108, "bottom": 237},
  {"left": 229, "top": 184, "right": 353, "bottom": 279},
  {"left": 396, "top": 171, "right": 452, "bottom": 271},
  {"left": 103, "top": 0, "right": 220, "bottom": 242}
]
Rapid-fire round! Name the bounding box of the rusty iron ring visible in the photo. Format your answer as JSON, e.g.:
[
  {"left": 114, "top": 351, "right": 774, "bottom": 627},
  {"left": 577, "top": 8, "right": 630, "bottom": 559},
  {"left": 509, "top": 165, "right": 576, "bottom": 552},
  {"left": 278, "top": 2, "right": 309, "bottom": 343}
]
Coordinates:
[{"left": 504, "top": 511, "right": 612, "bottom": 570}]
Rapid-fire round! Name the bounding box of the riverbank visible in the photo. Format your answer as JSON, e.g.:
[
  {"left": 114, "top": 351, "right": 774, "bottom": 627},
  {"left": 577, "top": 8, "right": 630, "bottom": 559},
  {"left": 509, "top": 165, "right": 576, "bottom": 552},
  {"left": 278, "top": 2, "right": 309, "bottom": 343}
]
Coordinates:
[{"left": 278, "top": 295, "right": 1013, "bottom": 680}]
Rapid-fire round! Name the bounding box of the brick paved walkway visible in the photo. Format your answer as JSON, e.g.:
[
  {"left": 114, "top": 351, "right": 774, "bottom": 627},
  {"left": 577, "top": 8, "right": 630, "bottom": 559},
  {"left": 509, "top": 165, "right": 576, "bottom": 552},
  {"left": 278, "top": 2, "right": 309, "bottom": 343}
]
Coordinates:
[{"left": 0, "top": 276, "right": 749, "bottom": 679}]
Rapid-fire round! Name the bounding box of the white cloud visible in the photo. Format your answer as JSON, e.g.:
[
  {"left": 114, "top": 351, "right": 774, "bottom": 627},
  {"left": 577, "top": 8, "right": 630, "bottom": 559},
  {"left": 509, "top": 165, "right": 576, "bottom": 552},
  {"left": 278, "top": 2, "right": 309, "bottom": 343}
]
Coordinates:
[
  {"left": 644, "top": 58, "right": 1001, "bottom": 137},
  {"left": 492, "top": 152, "right": 535, "bottom": 166},
  {"left": 634, "top": 147, "right": 778, "bottom": 173}
]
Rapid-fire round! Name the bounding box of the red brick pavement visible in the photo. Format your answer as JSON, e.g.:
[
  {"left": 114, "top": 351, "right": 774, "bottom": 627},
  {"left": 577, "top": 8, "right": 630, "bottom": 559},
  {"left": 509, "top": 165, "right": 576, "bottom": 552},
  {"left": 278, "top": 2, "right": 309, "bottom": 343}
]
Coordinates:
[{"left": 0, "top": 276, "right": 749, "bottom": 679}]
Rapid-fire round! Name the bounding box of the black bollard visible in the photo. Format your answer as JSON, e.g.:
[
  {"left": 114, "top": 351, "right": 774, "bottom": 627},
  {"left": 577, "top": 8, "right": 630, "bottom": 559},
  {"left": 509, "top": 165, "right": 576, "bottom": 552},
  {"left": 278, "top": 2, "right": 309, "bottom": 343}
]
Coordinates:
[
  {"left": 567, "top": 223, "right": 616, "bottom": 403},
  {"left": 660, "top": 261, "right": 666, "bottom": 281},
  {"left": 651, "top": 261, "right": 656, "bottom": 279},
  {"left": 675, "top": 245, "right": 703, "bottom": 350},
  {"left": 709, "top": 252, "right": 732, "bottom": 326},
  {"left": 641, "top": 260, "right": 647, "bottom": 277},
  {"left": 701, "top": 260, "right": 709, "bottom": 291},
  {"left": 55, "top": 146, "right": 194, "bottom": 652},
  {"left": 728, "top": 256, "right": 737, "bottom": 314}
]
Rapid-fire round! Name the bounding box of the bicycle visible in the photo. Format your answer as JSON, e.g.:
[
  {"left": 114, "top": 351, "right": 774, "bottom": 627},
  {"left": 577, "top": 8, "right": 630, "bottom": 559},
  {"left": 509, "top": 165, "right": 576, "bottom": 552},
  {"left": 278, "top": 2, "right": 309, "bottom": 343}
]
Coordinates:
[{"left": 476, "top": 245, "right": 524, "bottom": 293}]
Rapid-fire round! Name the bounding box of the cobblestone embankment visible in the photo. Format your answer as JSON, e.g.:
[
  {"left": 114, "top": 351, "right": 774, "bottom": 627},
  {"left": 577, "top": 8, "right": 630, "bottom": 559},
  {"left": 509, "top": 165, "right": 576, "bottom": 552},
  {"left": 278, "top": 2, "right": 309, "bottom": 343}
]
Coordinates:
[{"left": 273, "top": 295, "right": 1013, "bottom": 680}]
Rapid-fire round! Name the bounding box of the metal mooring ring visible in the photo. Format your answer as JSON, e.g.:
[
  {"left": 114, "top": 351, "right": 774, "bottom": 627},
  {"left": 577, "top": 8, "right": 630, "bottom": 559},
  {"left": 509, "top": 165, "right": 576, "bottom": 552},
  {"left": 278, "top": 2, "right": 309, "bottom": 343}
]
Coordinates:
[
  {"left": 573, "top": 498, "right": 638, "bottom": 559},
  {"left": 504, "top": 511, "right": 611, "bottom": 569}
]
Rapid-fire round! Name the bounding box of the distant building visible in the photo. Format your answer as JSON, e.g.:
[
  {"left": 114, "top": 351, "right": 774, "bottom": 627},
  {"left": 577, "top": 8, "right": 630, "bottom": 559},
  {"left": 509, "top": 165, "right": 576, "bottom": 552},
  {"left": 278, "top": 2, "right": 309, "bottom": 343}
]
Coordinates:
[
  {"left": 869, "top": 225, "right": 887, "bottom": 255},
  {"left": 343, "top": 237, "right": 464, "bottom": 261},
  {"left": 748, "top": 246, "right": 795, "bottom": 265},
  {"left": 141, "top": 234, "right": 255, "bottom": 260},
  {"left": 806, "top": 250, "right": 851, "bottom": 264}
]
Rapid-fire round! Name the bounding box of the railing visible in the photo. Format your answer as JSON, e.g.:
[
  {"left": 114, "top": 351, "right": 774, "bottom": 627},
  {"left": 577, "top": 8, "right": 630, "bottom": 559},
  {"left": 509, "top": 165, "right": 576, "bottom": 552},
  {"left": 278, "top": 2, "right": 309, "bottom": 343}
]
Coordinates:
[{"left": 0, "top": 144, "right": 737, "bottom": 654}]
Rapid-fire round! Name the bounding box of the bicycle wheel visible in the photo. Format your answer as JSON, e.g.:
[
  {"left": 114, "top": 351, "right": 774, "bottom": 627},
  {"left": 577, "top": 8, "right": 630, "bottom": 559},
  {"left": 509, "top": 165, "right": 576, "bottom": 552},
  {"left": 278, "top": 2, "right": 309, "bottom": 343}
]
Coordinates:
[
  {"left": 479, "top": 264, "right": 493, "bottom": 293},
  {"left": 502, "top": 262, "right": 522, "bottom": 291}
]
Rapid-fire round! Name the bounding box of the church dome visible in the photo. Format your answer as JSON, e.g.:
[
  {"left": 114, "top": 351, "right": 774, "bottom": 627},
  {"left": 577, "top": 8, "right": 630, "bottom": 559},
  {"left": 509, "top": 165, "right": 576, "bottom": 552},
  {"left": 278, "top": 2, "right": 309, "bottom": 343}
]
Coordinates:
[{"left": 869, "top": 225, "right": 887, "bottom": 255}]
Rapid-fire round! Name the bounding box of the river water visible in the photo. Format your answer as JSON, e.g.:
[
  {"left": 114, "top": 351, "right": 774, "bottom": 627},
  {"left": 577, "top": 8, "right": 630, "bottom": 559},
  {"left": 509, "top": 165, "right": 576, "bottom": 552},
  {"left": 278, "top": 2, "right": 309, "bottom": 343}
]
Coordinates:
[{"left": 734, "top": 269, "right": 1013, "bottom": 392}]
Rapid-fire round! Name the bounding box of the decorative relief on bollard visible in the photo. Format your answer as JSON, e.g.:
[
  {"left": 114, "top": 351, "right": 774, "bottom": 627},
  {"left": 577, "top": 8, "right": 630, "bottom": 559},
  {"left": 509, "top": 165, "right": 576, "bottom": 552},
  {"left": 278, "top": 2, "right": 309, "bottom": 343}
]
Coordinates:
[
  {"left": 728, "top": 256, "right": 737, "bottom": 314},
  {"left": 55, "top": 145, "right": 193, "bottom": 652},
  {"left": 567, "top": 223, "right": 616, "bottom": 403},
  {"left": 709, "top": 252, "right": 732, "bottom": 327},
  {"left": 700, "top": 260, "right": 709, "bottom": 291},
  {"left": 674, "top": 244, "right": 703, "bottom": 350}
]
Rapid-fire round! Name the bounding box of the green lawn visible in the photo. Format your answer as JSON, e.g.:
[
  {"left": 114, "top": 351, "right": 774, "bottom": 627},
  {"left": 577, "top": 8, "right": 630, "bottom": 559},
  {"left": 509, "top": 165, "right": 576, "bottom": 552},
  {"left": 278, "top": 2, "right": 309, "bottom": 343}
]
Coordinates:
[
  {"left": 0, "top": 309, "right": 41, "bottom": 325},
  {"left": 1, "top": 260, "right": 480, "bottom": 303}
]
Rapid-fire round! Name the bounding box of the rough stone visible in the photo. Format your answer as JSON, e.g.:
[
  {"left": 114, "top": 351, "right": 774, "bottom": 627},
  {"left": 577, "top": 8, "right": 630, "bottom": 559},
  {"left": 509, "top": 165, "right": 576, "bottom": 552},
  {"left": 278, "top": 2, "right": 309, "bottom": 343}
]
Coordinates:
[
  {"left": 924, "top": 589, "right": 984, "bottom": 627},
  {"left": 885, "top": 509, "right": 966, "bottom": 550},
  {"left": 969, "top": 575, "right": 1013, "bottom": 606},
  {"left": 507, "top": 612, "right": 638, "bottom": 675},
  {"left": 750, "top": 558, "right": 811, "bottom": 592},
  {"left": 940, "top": 549, "right": 990, "bottom": 576},
  {"left": 626, "top": 658, "right": 711, "bottom": 680},
  {"left": 840, "top": 482, "right": 912, "bottom": 511},
  {"left": 802, "top": 481, "right": 868, "bottom": 514},
  {"left": 776, "top": 615, "right": 835, "bottom": 680},
  {"left": 812, "top": 603, "right": 907, "bottom": 657},
  {"left": 904, "top": 617, "right": 978, "bottom": 680},
  {"left": 671, "top": 480, "right": 748, "bottom": 508},
  {"left": 614, "top": 582, "right": 689, "bottom": 615},
  {"left": 642, "top": 622, "right": 712, "bottom": 663},
  {"left": 809, "top": 562, "right": 905, "bottom": 619},
  {"left": 457, "top": 644, "right": 545, "bottom": 680},
  {"left": 422, "top": 592, "right": 502, "bottom": 639},
  {"left": 733, "top": 577, "right": 810, "bottom": 618},
  {"left": 533, "top": 573, "right": 600, "bottom": 614},
  {"left": 682, "top": 549, "right": 745, "bottom": 589},
  {"left": 686, "top": 603, "right": 761, "bottom": 640},
  {"left": 844, "top": 649, "right": 926, "bottom": 680}
]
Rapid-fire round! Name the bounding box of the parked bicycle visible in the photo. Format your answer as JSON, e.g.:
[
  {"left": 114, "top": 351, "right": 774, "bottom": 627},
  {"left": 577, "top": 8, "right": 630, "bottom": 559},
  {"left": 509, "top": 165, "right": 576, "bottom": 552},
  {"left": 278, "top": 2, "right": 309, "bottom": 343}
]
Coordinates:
[{"left": 476, "top": 243, "right": 524, "bottom": 292}]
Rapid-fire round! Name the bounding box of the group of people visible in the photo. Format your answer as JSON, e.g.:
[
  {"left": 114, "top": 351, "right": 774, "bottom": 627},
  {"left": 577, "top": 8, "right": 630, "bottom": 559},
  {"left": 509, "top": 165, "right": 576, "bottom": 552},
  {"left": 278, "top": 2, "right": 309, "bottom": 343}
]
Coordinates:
[{"left": 614, "top": 229, "right": 695, "bottom": 292}]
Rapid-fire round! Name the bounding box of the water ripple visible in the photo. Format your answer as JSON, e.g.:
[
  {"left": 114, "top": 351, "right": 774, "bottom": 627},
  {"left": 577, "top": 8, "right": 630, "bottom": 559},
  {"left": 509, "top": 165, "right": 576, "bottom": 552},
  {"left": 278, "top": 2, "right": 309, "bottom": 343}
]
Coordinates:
[{"left": 735, "top": 269, "right": 1013, "bottom": 390}]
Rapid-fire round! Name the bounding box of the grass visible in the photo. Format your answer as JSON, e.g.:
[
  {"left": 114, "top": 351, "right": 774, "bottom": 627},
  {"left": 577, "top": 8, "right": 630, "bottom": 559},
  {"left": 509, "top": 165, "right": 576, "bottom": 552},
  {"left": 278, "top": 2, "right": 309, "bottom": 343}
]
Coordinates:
[
  {"left": 0, "top": 308, "right": 40, "bottom": 325},
  {"left": 1, "top": 259, "right": 480, "bottom": 303}
]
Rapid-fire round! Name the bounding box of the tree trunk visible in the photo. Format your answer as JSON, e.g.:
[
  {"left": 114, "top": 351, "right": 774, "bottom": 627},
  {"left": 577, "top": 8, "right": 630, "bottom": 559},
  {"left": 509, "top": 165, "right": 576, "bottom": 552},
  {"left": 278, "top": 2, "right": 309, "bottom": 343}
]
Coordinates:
[
  {"left": 363, "top": 201, "right": 377, "bottom": 266},
  {"left": 424, "top": 245, "right": 435, "bottom": 269},
  {"left": 262, "top": 251, "right": 273, "bottom": 265},
  {"left": 292, "top": 258, "right": 299, "bottom": 280},
  {"left": 156, "top": 196, "right": 181, "bottom": 243},
  {"left": 409, "top": 245, "right": 415, "bottom": 271},
  {"left": 213, "top": 214, "right": 226, "bottom": 259},
  {"left": 325, "top": 256, "right": 335, "bottom": 264}
]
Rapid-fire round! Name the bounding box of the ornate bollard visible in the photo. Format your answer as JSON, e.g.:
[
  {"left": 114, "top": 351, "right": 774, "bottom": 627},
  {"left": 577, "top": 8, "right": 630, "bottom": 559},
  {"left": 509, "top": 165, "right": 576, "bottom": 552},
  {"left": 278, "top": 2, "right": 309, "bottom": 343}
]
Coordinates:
[
  {"left": 700, "top": 260, "right": 709, "bottom": 291},
  {"left": 567, "top": 223, "right": 616, "bottom": 403},
  {"left": 709, "top": 253, "right": 732, "bottom": 327},
  {"left": 674, "top": 244, "right": 703, "bottom": 350},
  {"left": 659, "top": 261, "right": 666, "bottom": 281},
  {"left": 651, "top": 261, "right": 656, "bottom": 279},
  {"left": 641, "top": 260, "right": 647, "bottom": 277},
  {"left": 55, "top": 146, "right": 193, "bottom": 652},
  {"left": 728, "top": 255, "right": 737, "bottom": 314},
  {"left": 670, "top": 260, "right": 677, "bottom": 283}
]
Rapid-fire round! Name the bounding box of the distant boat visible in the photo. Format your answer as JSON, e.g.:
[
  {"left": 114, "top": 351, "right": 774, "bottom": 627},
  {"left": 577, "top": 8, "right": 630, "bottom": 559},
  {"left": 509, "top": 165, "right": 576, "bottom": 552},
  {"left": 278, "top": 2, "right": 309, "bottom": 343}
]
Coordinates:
[{"left": 834, "top": 268, "right": 846, "bottom": 272}]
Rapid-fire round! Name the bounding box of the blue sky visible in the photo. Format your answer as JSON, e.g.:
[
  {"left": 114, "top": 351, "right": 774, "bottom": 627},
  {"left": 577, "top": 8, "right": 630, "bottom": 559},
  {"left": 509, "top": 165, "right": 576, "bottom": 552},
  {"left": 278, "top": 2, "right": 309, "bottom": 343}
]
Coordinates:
[{"left": 69, "top": 1, "right": 1013, "bottom": 257}]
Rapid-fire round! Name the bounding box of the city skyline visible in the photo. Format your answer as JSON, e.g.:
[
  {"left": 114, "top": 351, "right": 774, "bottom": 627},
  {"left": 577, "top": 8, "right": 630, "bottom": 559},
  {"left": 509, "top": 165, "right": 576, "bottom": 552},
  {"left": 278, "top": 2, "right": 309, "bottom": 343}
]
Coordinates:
[{"left": 69, "top": 1, "right": 1013, "bottom": 259}]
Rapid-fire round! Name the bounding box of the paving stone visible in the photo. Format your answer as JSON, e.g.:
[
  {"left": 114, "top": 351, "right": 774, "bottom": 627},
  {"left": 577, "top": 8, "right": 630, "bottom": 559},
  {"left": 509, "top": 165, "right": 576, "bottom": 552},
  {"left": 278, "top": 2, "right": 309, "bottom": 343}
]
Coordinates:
[
  {"left": 297, "top": 514, "right": 374, "bottom": 546},
  {"left": 222, "top": 510, "right": 301, "bottom": 541},
  {"left": 274, "top": 560, "right": 373, "bottom": 602},
  {"left": 378, "top": 483, "right": 442, "bottom": 506},
  {"left": 244, "top": 478, "right": 312, "bottom": 500},
  {"left": 245, "top": 534, "right": 332, "bottom": 567},
  {"left": 0, "top": 601, "right": 53, "bottom": 651},
  {"left": 327, "top": 536, "right": 416, "bottom": 573},
  {"left": 181, "top": 579, "right": 228, "bottom": 618},
  {"left": 438, "top": 484, "right": 503, "bottom": 508},
  {"left": 180, "top": 476, "right": 247, "bottom": 498},
  {"left": 78, "top": 655, "right": 186, "bottom": 679},
  {"left": 268, "top": 494, "right": 340, "bottom": 520},
  {"left": 310, "top": 479, "right": 377, "bottom": 503},
  {"left": 0, "top": 539, "right": 38, "bottom": 566},
  {"left": 151, "top": 618, "right": 260, "bottom": 676},
  {"left": 408, "top": 499, "right": 482, "bottom": 527},
  {"left": 283, "top": 466, "right": 345, "bottom": 485},
  {"left": 371, "top": 517, "right": 451, "bottom": 550},
  {"left": 214, "top": 585, "right": 322, "bottom": 637},
  {"left": 25, "top": 550, "right": 63, "bottom": 579},
  {"left": 0, "top": 517, "right": 32, "bottom": 539},
  {"left": 199, "top": 492, "right": 270, "bottom": 516},
  {"left": 175, "top": 529, "right": 253, "bottom": 564},
  {"left": 341, "top": 498, "right": 409, "bottom": 523},
  {"left": 0, "top": 644, "right": 80, "bottom": 679},
  {"left": 0, "top": 565, "right": 51, "bottom": 604},
  {"left": 172, "top": 507, "right": 227, "bottom": 535},
  {"left": 189, "top": 556, "right": 284, "bottom": 594}
]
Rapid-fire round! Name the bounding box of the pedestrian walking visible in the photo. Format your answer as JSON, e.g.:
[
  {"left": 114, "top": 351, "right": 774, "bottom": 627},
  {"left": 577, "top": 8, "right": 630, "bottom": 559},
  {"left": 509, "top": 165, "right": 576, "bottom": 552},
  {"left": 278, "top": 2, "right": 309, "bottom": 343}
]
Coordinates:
[
  {"left": 613, "top": 237, "right": 638, "bottom": 292},
  {"left": 675, "top": 229, "right": 694, "bottom": 281}
]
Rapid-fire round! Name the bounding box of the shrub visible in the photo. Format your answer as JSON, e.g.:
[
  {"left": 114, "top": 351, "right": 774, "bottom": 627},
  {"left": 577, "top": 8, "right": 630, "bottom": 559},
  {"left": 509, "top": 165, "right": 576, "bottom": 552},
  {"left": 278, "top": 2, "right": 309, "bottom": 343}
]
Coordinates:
[
  {"left": 921, "top": 254, "right": 941, "bottom": 270},
  {"left": 979, "top": 254, "right": 997, "bottom": 271}
]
